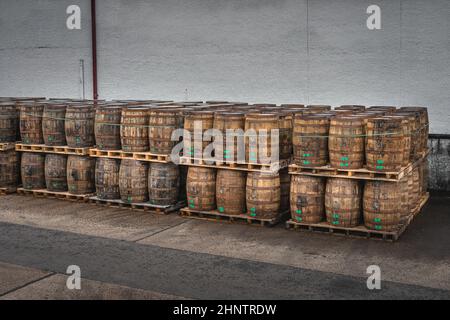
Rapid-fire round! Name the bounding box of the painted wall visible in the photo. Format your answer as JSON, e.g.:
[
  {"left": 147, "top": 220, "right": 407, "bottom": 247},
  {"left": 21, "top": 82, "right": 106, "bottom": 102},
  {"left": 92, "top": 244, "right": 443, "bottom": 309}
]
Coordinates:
[{"left": 0, "top": 0, "right": 449, "bottom": 134}]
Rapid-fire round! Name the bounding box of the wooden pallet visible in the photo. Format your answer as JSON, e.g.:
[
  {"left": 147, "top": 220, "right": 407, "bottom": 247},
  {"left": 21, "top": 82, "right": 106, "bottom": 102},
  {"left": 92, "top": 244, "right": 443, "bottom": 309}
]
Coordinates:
[
  {"left": 16, "top": 144, "right": 91, "bottom": 156},
  {"left": 180, "top": 208, "right": 289, "bottom": 227},
  {"left": 0, "top": 187, "right": 17, "bottom": 195},
  {"left": 89, "top": 149, "right": 171, "bottom": 163},
  {"left": 179, "top": 156, "right": 291, "bottom": 173},
  {"left": 17, "top": 188, "right": 93, "bottom": 202},
  {"left": 289, "top": 151, "right": 429, "bottom": 182},
  {"left": 0, "top": 142, "right": 17, "bottom": 151},
  {"left": 88, "top": 197, "right": 185, "bottom": 214},
  {"left": 285, "top": 192, "right": 430, "bottom": 242}
]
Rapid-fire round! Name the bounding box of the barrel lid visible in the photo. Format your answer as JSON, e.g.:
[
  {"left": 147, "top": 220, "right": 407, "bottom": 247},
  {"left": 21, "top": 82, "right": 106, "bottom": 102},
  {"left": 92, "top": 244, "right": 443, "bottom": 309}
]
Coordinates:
[
  {"left": 306, "top": 105, "right": 332, "bottom": 109},
  {"left": 280, "top": 104, "right": 305, "bottom": 108},
  {"left": 399, "top": 106, "right": 428, "bottom": 113},
  {"left": 215, "top": 112, "right": 245, "bottom": 117},
  {"left": 336, "top": 105, "right": 366, "bottom": 110},
  {"left": 245, "top": 112, "right": 280, "bottom": 118}
]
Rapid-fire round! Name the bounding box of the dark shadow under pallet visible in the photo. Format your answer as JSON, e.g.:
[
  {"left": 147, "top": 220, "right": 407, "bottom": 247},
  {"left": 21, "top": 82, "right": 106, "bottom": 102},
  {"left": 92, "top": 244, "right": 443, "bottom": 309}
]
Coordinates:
[
  {"left": 179, "top": 156, "right": 291, "bottom": 173},
  {"left": 285, "top": 192, "right": 430, "bottom": 242},
  {"left": 16, "top": 144, "right": 91, "bottom": 156},
  {"left": 89, "top": 149, "right": 171, "bottom": 163},
  {"left": 17, "top": 188, "right": 93, "bottom": 202},
  {"left": 179, "top": 208, "right": 289, "bottom": 227},
  {"left": 0, "top": 187, "right": 17, "bottom": 195},
  {"left": 88, "top": 196, "right": 185, "bottom": 214},
  {"left": 288, "top": 151, "right": 429, "bottom": 182}
]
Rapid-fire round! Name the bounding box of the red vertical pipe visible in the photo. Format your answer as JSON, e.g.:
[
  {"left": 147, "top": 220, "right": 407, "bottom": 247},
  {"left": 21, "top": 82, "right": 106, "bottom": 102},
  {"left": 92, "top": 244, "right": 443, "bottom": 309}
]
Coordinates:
[{"left": 91, "top": 0, "right": 98, "bottom": 100}]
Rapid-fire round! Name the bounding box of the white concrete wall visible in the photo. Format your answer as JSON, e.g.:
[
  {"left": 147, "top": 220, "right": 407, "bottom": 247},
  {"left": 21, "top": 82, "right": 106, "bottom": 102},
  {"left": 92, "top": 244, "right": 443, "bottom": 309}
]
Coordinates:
[{"left": 0, "top": 0, "right": 449, "bottom": 133}]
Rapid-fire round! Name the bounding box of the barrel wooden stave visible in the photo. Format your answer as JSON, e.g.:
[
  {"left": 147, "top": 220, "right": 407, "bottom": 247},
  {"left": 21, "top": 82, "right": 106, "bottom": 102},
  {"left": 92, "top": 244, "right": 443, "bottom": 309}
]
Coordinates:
[
  {"left": 45, "top": 154, "right": 68, "bottom": 191},
  {"left": 216, "top": 169, "right": 246, "bottom": 214},
  {"left": 67, "top": 155, "right": 95, "bottom": 195},
  {"left": 95, "top": 158, "right": 121, "bottom": 199}
]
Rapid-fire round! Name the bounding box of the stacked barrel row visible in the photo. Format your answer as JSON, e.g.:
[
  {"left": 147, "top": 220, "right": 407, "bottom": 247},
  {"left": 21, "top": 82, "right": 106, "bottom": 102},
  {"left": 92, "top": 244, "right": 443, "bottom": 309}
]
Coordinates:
[
  {"left": 186, "top": 167, "right": 290, "bottom": 218},
  {"left": 290, "top": 164, "right": 428, "bottom": 231},
  {"left": 292, "top": 105, "right": 429, "bottom": 171}
]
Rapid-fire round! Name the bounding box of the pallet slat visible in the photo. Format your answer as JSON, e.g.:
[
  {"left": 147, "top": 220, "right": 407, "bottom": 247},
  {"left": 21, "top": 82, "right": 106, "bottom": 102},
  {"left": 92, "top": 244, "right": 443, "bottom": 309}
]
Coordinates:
[
  {"left": 179, "top": 156, "right": 291, "bottom": 173},
  {"left": 285, "top": 192, "right": 430, "bottom": 241},
  {"left": 88, "top": 196, "right": 185, "bottom": 214},
  {"left": 0, "top": 142, "right": 17, "bottom": 152},
  {"left": 0, "top": 187, "right": 17, "bottom": 195},
  {"left": 17, "top": 188, "right": 93, "bottom": 201},
  {"left": 16, "top": 144, "right": 91, "bottom": 155},
  {"left": 180, "top": 208, "right": 289, "bottom": 227},
  {"left": 288, "top": 151, "right": 429, "bottom": 182},
  {"left": 89, "top": 148, "right": 171, "bottom": 163}
]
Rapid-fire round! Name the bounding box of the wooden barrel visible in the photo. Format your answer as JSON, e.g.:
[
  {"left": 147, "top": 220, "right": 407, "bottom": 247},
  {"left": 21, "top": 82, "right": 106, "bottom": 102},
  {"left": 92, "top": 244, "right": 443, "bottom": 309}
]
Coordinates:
[
  {"left": 365, "top": 117, "right": 405, "bottom": 171},
  {"left": 95, "top": 105, "right": 122, "bottom": 150},
  {"left": 95, "top": 158, "right": 120, "bottom": 199},
  {"left": 368, "top": 106, "right": 397, "bottom": 114},
  {"left": 293, "top": 114, "right": 330, "bottom": 166},
  {"left": 0, "top": 102, "right": 19, "bottom": 143},
  {"left": 307, "top": 105, "right": 332, "bottom": 112},
  {"left": 364, "top": 181, "right": 401, "bottom": 231},
  {"left": 42, "top": 103, "right": 67, "bottom": 146},
  {"left": 21, "top": 152, "right": 45, "bottom": 190},
  {"left": 149, "top": 108, "right": 185, "bottom": 155},
  {"left": 186, "top": 167, "right": 216, "bottom": 211},
  {"left": 278, "top": 113, "right": 293, "bottom": 160},
  {"left": 290, "top": 175, "right": 325, "bottom": 223},
  {"left": 279, "top": 170, "right": 291, "bottom": 212},
  {"left": 216, "top": 169, "right": 246, "bottom": 214},
  {"left": 45, "top": 154, "right": 68, "bottom": 192},
  {"left": 408, "top": 166, "right": 420, "bottom": 207},
  {"left": 328, "top": 116, "right": 365, "bottom": 169},
  {"left": 213, "top": 112, "right": 245, "bottom": 163},
  {"left": 65, "top": 105, "right": 95, "bottom": 147},
  {"left": 399, "top": 107, "right": 429, "bottom": 155},
  {"left": 244, "top": 113, "right": 280, "bottom": 164},
  {"left": 184, "top": 111, "right": 215, "bottom": 159},
  {"left": 120, "top": 107, "right": 150, "bottom": 152},
  {"left": 389, "top": 115, "right": 412, "bottom": 166},
  {"left": 148, "top": 163, "right": 180, "bottom": 206},
  {"left": 325, "top": 178, "right": 361, "bottom": 227},
  {"left": 119, "top": 159, "right": 149, "bottom": 203},
  {"left": 19, "top": 102, "right": 45, "bottom": 144},
  {"left": 67, "top": 155, "right": 95, "bottom": 195},
  {"left": 246, "top": 172, "right": 280, "bottom": 219},
  {"left": 0, "top": 150, "right": 20, "bottom": 191},
  {"left": 336, "top": 105, "right": 366, "bottom": 111},
  {"left": 394, "top": 112, "right": 418, "bottom": 161},
  {"left": 398, "top": 176, "right": 410, "bottom": 224}
]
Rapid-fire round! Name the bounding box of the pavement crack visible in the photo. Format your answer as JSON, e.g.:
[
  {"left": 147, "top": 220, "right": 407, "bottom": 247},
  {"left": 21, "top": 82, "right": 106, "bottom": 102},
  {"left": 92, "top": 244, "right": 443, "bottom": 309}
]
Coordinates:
[
  {"left": 132, "top": 220, "right": 188, "bottom": 243},
  {"left": 0, "top": 272, "right": 56, "bottom": 298}
]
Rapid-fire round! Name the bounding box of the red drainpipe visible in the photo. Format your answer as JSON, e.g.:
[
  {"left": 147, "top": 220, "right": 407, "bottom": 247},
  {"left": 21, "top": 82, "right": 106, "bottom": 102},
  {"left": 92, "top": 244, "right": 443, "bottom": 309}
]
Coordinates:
[{"left": 91, "top": 0, "right": 99, "bottom": 100}]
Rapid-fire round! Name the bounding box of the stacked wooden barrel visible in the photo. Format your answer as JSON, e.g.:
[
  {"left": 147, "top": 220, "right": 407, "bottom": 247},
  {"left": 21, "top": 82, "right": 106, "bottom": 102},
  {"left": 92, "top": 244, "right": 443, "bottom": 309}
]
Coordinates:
[
  {"left": 0, "top": 102, "right": 19, "bottom": 143},
  {"left": 95, "top": 105, "right": 122, "bottom": 150},
  {"left": 65, "top": 105, "right": 96, "bottom": 148},
  {"left": 148, "top": 163, "right": 180, "bottom": 206},
  {"left": 67, "top": 156, "right": 95, "bottom": 194},
  {"left": 213, "top": 112, "right": 245, "bottom": 163},
  {"left": 246, "top": 172, "right": 280, "bottom": 219},
  {"left": 186, "top": 167, "right": 216, "bottom": 211},
  {"left": 149, "top": 108, "right": 185, "bottom": 155},
  {"left": 19, "top": 102, "right": 45, "bottom": 144},
  {"left": 45, "top": 154, "right": 68, "bottom": 191},
  {"left": 0, "top": 150, "right": 20, "bottom": 191},
  {"left": 119, "top": 160, "right": 149, "bottom": 203},
  {"left": 184, "top": 111, "right": 215, "bottom": 159},
  {"left": 245, "top": 113, "right": 280, "bottom": 164},
  {"left": 325, "top": 178, "right": 362, "bottom": 227},
  {"left": 42, "top": 103, "right": 67, "bottom": 146},
  {"left": 95, "top": 158, "right": 121, "bottom": 199},
  {"left": 21, "top": 152, "right": 46, "bottom": 190},
  {"left": 121, "top": 107, "right": 150, "bottom": 152},
  {"left": 216, "top": 169, "right": 246, "bottom": 214}
]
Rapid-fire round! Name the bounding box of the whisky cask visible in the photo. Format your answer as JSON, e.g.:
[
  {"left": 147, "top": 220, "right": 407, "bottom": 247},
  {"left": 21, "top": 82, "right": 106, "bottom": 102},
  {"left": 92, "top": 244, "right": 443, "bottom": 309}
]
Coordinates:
[
  {"left": 0, "top": 102, "right": 19, "bottom": 143},
  {"left": 186, "top": 167, "right": 216, "bottom": 211},
  {"left": 148, "top": 163, "right": 180, "bottom": 206},
  {"left": 149, "top": 108, "right": 185, "bottom": 155},
  {"left": 246, "top": 172, "right": 280, "bottom": 219},
  {"left": 19, "top": 102, "right": 45, "bottom": 144},
  {"left": 216, "top": 169, "right": 246, "bottom": 214},
  {"left": 67, "top": 155, "right": 95, "bottom": 194},
  {"left": 21, "top": 152, "right": 45, "bottom": 190},
  {"left": 184, "top": 111, "right": 215, "bottom": 159},
  {"left": 120, "top": 107, "right": 150, "bottom": 152},
  {"left": 42, "top": 103, "right": 67, "bottom": 146},
  {"left": 95, "top": 105, "right": 122, "bottom": 150},
  {"left": 244, "top": 113, "right": 280, "bottom": 164},
  {"left": 65, "top": 105, "right": 95, "bottom": 147},
  {"left": 0, "top": 150, "right": 20, "bottom": 191},
  {"left": 290, "top": 175, "right": 325, "bottom": 223},
  {"left": 45, "top": 154, "right": 68, "bottom": 192},
  {"left": 213, "top": 112, "right": 245, "bottom": 163},
  {"left": 95, "top": 158, "right": 121, "bottom": 199},
  {"left": 325, "top": 178, "right": 362, "bottom": 227},
  {"left": 119, "top": 159, "right": 149, "bottom": 203}
]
